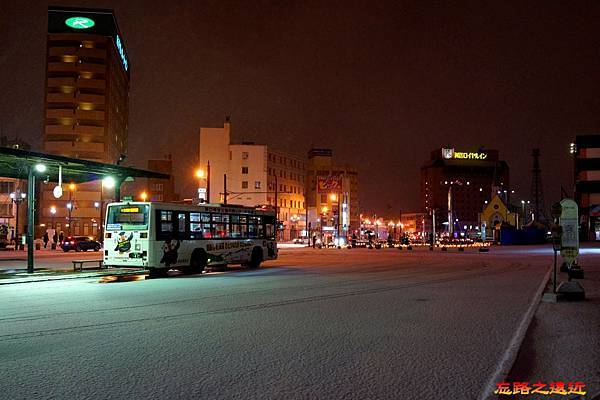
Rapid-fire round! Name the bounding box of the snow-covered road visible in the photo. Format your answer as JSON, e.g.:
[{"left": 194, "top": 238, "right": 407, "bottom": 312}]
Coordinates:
[{"left": 0, "top": 247, "right": 566, "bottom": 399}]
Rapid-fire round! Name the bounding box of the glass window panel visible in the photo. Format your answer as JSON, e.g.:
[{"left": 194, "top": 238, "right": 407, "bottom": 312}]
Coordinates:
[
  {"left": 178, "top": 213, "right": 186, "bottom": 233},
  {"left": 230, "top": 224, "right": 242, "bottom": 238},
  {"left": 201, "top": 213, "right": 211, "bottom": 222},
  {"left": 248, "top": 223, "right": 258, "bottom": 238},
  {"left": 190, "top": 212, "right": 201, "bottom": 222},
  {"left": 214, "top": 223, "right": 227, "bottom": 238},
  {"left": 212, "top": 214, "right": 222, "bottom": 222}
]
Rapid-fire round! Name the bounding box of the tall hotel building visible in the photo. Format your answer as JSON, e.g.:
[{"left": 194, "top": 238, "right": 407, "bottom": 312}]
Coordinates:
[
  {"left": 421, "top": 148, "right": 510, "bottom": 233},
  {"left": 40, "top": 7, "right": 130, "bottom": 238}
]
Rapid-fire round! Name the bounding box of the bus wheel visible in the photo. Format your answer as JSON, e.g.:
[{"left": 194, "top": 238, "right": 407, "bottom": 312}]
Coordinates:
[
  {"left": 248, "top": 247, "right": 263, "bottom": 269},
  {"left": 148, "top": 268, "right": 168, "bottom": 279},
  {"left": 190, "top": 250, "right": 207, "bottom": 273}
]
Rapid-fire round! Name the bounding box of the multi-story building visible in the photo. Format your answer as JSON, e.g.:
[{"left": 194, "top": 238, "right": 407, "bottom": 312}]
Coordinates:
[
  {"left": 198, "top": 120, "right": 306, "bottom": 240},
  {"left": 122, "top": 156, "right": 178, "bottom": 203},
  {"left": 421, "top": 148, "right": 510, "bottom": 235},
  {"left": 305, "top": 148, "right": 360, "bottom": 241},
  {"left": 0, "top": 139, "right": 31, "bottom": 245},
  {"left": 573, "top": 135, "right": 600, "bottom": 241},
  {"left": 39, "top": 7, "right": 130, "bottom": 238},
  {"left": 399, "top": 212, "right": 427, "bottom": 235}
]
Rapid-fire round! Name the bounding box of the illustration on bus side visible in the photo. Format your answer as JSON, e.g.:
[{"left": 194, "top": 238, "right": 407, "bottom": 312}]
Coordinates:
[
  {"left": 115, "top": 231, "right": 134, "bottom": 253},
  {"left": 161, "top": 238, "right": 180, "bottom": 267}
]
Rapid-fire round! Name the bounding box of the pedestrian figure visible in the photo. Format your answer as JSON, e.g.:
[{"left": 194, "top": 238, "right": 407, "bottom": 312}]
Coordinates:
[
  {"left": 53, "top": 232, "right": 58, "bottom": 246},
  {"left": 43, "top": 232, "right": 49, "bottom": 248},
  {"left": 59, "top": 231, "right": 64, "bottom": 244},
  {"left": 312, "top": 235, "right": 316, "bottom": 249}
]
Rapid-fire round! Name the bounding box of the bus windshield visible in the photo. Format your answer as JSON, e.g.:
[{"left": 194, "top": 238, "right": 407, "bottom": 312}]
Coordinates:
[{"left": 106, "top": 204, "right": 149, "bottom": 231}]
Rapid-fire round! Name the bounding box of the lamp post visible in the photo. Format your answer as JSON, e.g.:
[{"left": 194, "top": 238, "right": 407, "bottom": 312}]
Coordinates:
[
  {"left": 195, "top": 162, "right": 211, "bottom": 204},
  {"left": 94, "top": 201, "right": 100, "bottom": 240},
  {"left": 330, "top": 193, "right": 340, "bottom": 240},
  {"left": 66, "top": 183, "right": 75, "bottom": 235},
  {"left": 50, "top": 206, "right": 56, "bottom": 229},
  {"left": 66, "top": 202, "right": 73, "bottom": 234},
  {"left": 9, "top": 189, "right": 26, "bottom": 249}
]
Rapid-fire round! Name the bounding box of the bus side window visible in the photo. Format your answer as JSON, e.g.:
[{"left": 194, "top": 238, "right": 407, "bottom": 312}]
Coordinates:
[
  {"left": 157, "top": 210, "right": 173, "bottom": 240},
  {"left": 177, "top": 212, "right": 188, "bottom": 240},
  {"left": 230, "top": 223, "right": 242, "bottom": 238},
  {"left": 190, "top": 213, "right": 202, "bottom": 238}
]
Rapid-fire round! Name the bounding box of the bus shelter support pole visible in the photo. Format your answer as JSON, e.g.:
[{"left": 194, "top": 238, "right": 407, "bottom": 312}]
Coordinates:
[{"left": 27, "top": 167, "right": 35, "bottom": 274}]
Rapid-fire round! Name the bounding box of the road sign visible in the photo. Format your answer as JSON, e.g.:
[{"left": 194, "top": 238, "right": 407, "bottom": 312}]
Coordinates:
[{"left": 559, "top": 199, "right": 579, "bottom": 266}]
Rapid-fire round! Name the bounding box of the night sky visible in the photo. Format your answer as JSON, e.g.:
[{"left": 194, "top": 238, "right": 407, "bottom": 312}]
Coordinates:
[{"left": 1, "top": 1, "right": 599, "bottom": 214}]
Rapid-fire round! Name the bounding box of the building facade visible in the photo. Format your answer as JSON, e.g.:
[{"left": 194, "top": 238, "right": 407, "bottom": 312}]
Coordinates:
[
  {"left": 421, "top": 148, "right": 510, "bottom": 235},
  {"left": 198, "top": 120, "right": 307, "bottom": 240},
  {"left": 122, "top": 156, "right": 178, "bottom": 203},
  {"left": 305, "top": 148, "right": 360, "bottom": 242},
  {"left": 573, "top": 135, "right": 600, "bottom": 241},
  {"left": 39, "top": 7, "right": 130, "bottom": 239}
]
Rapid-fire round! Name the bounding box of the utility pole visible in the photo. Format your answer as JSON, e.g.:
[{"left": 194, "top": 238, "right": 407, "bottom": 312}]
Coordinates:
[
  {"left": 207, "top": 160, "right": 211, "bottom": 203},
  {"left": 223, "top": 174, "right": 227, "bottom": 204}
]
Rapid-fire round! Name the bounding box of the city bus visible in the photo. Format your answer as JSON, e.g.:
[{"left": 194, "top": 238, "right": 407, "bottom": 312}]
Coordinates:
[{"left": 103, "top": 202, "right": 278, "bottom": 278}]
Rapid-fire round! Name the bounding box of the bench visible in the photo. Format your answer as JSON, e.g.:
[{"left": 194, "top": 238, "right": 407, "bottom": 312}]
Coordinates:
[{"left": 72, "top": 259, "right": 104, "bottom": 271}]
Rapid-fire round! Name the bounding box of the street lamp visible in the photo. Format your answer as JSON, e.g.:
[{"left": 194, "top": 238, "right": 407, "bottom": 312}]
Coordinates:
[
  {"left": 140, "top": 191, "right": 148, "bottom": 201},
  {"left": 329, "top": 193, "right": 341, "bottom": 239},
  {"left": 50, "top": 206, "right": 56, "bottom": 228},
  {"left": 102, "top": 176, "right": 115, "bottom": 189},
  {"left": 9, "top": 189, "right": 26, "bottom": 249},
  {"left": 66, "top": 201, "right": 73, "bottom": 234},
  {"left": 195, "top": 162, "right": 210, "bottom": 204}
]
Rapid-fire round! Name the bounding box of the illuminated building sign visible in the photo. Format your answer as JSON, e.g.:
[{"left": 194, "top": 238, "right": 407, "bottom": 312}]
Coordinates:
[
  {"left": 317, "top": 176, "right": 342, "bottom": 193},
  {"left": 65, "top": 16, "right": 95, "bottom": 29},
  {"left": 115, "top": 35, "right": 129, "bottom": 71},
  {"left": 49, "top": 8, "right": 130, "bottom": 74},
  {"left": 442, "top": 148, "right": 488, "bottom": 160},
  {"left": 120, "top": 207, "right": 140, "bottom": 213}
]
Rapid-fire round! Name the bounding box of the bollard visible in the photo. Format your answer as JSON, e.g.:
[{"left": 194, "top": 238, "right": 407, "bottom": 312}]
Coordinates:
[
  {"left": 407, "top": 245, "right": 412, "bottom": 251},
  {"left": 429, "top": 246, "right": 434, "bottom": 251},
  {"left": 398, "top": 246, "right": 403, "bottom": 250}
]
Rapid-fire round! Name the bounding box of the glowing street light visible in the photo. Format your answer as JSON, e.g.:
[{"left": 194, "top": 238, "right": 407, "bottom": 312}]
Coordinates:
[
  {"left": 50, "top": 206, "right": 56, "bottom": 228},
  {"left": 34, "top": 163, "right": 46, "bottom": 173},
  {"left": 140, "top": 191, "right": 148, "bottom": 201},
  {"left": 102, "top": 176, "right": 116, "bottom": 189}
]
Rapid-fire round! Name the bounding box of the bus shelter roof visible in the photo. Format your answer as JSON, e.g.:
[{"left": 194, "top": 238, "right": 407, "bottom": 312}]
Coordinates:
[{"left": 0, "top": 147, "right": 169, "bottom": 182}]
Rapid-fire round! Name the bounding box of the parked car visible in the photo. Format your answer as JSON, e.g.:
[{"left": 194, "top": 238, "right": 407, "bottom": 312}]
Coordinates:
[{"left": 61, "top": 236, "right": 102, "bottom": 252}]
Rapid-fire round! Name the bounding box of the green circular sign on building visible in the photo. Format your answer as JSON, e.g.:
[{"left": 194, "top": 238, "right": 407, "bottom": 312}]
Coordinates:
[{"left": 65, "top": 16, "right": 95, "bottom": 29}]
